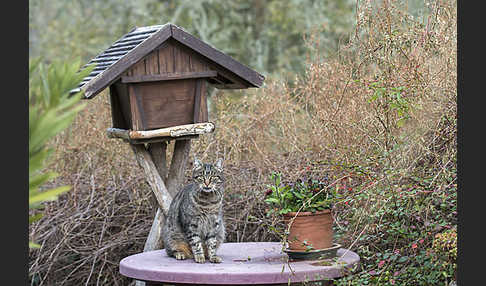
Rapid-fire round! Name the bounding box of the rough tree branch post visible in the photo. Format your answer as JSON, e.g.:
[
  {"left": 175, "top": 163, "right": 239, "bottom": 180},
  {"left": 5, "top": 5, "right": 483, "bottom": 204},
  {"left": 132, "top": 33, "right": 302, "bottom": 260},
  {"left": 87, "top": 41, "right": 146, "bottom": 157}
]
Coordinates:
[{"left": 71, "top": 23, "right": 264, "bottom": 285}]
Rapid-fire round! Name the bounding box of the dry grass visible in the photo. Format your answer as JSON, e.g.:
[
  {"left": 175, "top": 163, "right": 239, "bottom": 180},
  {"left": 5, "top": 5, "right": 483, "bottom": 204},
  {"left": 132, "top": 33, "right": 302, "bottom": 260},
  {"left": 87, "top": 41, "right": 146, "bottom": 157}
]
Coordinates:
[{"left": 29, "top": 0, "right": 456, "bottom": 285}]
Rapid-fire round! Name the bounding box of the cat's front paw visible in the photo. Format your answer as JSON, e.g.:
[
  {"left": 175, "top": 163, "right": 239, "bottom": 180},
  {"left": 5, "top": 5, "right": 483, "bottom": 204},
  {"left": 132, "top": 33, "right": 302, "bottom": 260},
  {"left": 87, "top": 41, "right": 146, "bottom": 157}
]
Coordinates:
[
  {"left": 174, "top": 252, "right": 187, "bottom": 260},
  {"left": 209, "top": 255, "right": 223, "bottom": 263},
  {"left": 194, "top": 254, "right": 206, "bottom": 263}
]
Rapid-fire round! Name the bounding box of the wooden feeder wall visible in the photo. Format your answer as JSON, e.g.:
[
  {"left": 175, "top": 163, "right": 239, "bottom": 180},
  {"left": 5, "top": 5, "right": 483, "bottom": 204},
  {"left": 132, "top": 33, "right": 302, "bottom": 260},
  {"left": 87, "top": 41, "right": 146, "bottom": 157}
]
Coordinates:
[{"left": 109, "top": 39, "right": 216, "bottom": 131}]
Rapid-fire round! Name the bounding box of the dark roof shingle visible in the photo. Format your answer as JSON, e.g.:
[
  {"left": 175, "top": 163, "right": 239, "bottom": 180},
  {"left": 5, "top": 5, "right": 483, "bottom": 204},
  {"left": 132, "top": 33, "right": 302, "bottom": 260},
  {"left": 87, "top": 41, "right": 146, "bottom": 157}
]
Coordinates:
[{"left": 71, "top": 25, "right": 166, "bottom": 95}]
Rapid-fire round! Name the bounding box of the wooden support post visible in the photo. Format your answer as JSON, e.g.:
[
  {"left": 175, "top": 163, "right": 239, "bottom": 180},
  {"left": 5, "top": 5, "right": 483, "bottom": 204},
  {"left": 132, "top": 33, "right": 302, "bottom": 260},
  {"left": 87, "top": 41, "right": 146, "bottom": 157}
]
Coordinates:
[
  {"left": 131, "top": 142, "right": 165, "bottom": 286},
  {"left": 143, "top": 208, "right": 165, "bottom": 253},
  {"left": 143, "top": 140, "right": 192, "bottom": 251},
  {"left": 148, "top": 142, "right": 168, "bottom": 182},
  {"left": 144, "top": 142, "right": 168, "bottom": 252},
  {"left": 166, "top": 139, "right": 192, "bottom": 196},
  {"left": 131, "top": 139, "right": 192, "bottom": 286},
  {"left": 130, "top": 144, "right": 172, "bottom": 215}
]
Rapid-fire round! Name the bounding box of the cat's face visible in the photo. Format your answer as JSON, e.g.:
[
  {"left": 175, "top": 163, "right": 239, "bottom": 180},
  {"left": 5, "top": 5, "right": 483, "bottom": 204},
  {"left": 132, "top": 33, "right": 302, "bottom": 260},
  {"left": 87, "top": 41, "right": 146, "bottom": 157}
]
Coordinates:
[{"left": 192, "top": 158, "right": 224, "bottom": 193}]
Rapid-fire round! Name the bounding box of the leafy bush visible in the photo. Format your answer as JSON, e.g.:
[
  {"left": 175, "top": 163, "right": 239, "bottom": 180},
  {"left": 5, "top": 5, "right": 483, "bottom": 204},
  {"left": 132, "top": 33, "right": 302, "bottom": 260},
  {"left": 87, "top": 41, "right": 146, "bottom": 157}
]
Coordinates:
[
  {"left": 333, "top": 173, "right": 456, "bottom": 286},
  {"left": 29, "top": 58, "right": 92, "bottom": 247}
]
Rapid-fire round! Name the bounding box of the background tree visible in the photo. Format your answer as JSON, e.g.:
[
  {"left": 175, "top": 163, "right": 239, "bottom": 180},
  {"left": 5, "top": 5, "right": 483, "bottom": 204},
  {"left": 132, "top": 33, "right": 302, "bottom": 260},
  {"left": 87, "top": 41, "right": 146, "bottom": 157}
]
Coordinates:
[{"left": 29, "top": 0, "right": 356, "bottom": 79}]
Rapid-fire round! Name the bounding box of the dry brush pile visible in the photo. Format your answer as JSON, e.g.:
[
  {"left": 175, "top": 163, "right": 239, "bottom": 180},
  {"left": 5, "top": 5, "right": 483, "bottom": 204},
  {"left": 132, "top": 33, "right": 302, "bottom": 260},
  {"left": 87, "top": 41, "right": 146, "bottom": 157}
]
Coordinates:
[{"left": 29, "top": 0, "right": 456, "bottom": 285}]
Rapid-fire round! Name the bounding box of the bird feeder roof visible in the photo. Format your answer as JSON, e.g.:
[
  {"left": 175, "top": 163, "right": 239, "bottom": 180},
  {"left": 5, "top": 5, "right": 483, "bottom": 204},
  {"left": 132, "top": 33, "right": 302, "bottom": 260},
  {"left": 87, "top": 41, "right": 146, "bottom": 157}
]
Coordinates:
[{"left": 72, "top": 23, "right": 265, "bottom": 99}]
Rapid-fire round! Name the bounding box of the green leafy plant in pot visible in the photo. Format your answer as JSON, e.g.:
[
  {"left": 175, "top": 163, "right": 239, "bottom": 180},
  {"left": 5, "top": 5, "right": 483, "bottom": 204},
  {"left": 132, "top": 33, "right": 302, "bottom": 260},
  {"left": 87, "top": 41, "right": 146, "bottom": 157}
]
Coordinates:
[{"left": 264, "top": 172, "right": 339, "bottom": 252}]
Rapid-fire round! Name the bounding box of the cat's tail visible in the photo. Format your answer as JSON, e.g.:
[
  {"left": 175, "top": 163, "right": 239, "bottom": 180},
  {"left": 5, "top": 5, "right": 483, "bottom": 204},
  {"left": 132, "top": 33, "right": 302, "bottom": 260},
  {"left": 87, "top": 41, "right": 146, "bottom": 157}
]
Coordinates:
[{"left": 163, "top": 224, "right": 194, "bottom": 259}]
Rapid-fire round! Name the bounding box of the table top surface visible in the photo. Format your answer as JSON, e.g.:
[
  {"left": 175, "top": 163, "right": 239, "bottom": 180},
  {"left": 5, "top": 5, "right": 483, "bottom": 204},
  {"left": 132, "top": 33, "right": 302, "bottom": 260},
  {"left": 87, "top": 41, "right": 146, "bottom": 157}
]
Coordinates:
[{"left": 120, "top": 242, "right": 360, "bottom": 285}]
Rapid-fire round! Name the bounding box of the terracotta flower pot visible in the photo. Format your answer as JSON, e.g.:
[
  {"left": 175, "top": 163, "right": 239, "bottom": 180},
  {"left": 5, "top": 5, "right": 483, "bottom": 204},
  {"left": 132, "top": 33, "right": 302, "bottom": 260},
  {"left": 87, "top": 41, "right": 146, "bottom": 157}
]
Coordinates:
[{"left": 283, "top": 209, "right": 333, "bottom": 251}]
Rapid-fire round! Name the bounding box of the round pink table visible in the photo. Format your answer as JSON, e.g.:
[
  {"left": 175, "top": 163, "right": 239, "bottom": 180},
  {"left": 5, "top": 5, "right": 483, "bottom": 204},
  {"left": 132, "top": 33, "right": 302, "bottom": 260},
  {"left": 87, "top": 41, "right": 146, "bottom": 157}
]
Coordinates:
[{"left": 120, "top": 242, "right": 360, "bottom": 285}]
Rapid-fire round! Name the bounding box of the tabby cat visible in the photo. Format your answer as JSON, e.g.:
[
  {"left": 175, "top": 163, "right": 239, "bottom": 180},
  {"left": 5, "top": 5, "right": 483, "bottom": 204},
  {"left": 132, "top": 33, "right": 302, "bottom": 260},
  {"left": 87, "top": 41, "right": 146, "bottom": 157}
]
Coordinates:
[{"left": 162, "top": 157, "right": 225, "bottom": 263}]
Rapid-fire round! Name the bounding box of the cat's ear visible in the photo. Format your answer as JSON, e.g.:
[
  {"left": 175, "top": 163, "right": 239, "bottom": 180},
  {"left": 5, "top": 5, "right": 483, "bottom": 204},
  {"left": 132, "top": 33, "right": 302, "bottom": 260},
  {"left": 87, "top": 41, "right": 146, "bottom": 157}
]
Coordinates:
[
  {"left": 215, "top": 158, "right": 224, "bottom": 171},
  {"left": 194, "top": 157, "right": 202, "bottom": 170}
]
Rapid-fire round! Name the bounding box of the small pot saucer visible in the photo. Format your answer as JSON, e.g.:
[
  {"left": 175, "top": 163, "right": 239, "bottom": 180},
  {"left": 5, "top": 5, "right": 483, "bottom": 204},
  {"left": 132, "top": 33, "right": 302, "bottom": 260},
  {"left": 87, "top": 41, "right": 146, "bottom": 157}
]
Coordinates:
[{"left": 284, "top": 243, "right": 342, "bottom": 260}]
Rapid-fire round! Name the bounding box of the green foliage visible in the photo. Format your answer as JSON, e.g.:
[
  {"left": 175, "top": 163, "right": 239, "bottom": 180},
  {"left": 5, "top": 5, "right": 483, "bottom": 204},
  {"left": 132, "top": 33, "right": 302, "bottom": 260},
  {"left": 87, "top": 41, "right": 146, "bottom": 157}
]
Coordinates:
[
  {"left": 29, "top": 59, "right": 93, "bottom": 248},
  {"left": 264, "top": 172, "right": 339, "bottom": 215},
  {"left": 367, "top": 82, "right": 411, "bottom": 128},
  {"left": 333, "top": 168, "right": 457, "bottom": 286}
]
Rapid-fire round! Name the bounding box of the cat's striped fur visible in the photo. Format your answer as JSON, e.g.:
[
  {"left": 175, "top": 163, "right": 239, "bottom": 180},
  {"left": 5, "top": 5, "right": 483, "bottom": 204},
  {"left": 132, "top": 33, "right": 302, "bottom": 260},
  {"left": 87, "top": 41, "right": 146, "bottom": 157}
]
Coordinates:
[{"left": 162, "top": 158, "right": 225, "bottom": 263}]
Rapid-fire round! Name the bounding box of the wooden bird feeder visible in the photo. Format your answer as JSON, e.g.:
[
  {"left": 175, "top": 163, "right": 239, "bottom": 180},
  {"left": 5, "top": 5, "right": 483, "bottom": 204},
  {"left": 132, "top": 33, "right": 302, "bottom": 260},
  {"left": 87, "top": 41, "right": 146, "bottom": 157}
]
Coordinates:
[
  {"left": 72, "top": 23, "right": 264, "bottom": 144},
  {"left": 71, "top": 23, "right": 264, "bottom": 262}
]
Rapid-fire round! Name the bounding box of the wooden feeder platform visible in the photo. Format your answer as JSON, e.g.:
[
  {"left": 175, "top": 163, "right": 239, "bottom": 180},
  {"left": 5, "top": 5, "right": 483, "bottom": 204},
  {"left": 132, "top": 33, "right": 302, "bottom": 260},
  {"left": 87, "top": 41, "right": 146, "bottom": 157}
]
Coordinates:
[{"left": 106, "top": 122, "right": 215, "bottom": 144}]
